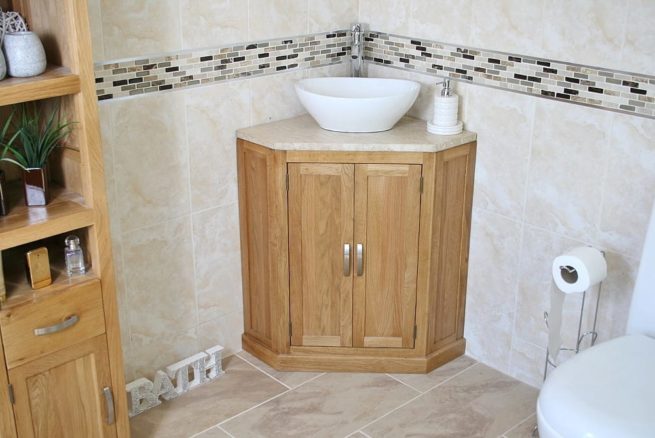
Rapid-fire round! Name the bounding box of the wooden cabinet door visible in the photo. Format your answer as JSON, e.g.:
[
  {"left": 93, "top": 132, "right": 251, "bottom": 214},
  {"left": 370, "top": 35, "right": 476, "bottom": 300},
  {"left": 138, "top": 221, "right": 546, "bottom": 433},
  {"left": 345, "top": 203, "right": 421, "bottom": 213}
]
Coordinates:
[
  {"left": 8, "top": 335, "right": 117, "bottom": 438},
  {"left": 288, "top": 163, "right": 354, "bottom": 347},
  {"left": 353, "top": 164, "right": 422, "bottom": 349}
]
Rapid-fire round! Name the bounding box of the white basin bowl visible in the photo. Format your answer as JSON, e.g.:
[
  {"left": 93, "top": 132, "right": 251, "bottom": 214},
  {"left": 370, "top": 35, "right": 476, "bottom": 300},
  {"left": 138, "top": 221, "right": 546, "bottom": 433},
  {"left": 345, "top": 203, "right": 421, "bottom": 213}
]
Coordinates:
[{"left": 295, "top": 77, "right": 420, "bottom": 133}]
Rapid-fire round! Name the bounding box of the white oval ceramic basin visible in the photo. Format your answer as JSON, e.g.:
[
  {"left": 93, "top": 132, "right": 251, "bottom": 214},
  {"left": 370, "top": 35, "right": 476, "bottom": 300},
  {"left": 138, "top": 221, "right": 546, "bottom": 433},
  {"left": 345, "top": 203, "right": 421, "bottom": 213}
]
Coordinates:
[{"left": 295, "top": 77, "right": 420, "bottom": 133}]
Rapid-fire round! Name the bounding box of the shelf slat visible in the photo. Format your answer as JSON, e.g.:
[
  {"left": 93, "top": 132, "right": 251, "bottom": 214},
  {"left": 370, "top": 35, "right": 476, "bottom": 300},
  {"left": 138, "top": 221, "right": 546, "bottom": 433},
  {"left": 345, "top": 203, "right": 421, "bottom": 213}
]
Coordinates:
[
  {"left": 0, "top": 184, "right": 94, "bottom": 251},
  {"left": 0, "top": 66, "right": 81, "bottom": 106}
]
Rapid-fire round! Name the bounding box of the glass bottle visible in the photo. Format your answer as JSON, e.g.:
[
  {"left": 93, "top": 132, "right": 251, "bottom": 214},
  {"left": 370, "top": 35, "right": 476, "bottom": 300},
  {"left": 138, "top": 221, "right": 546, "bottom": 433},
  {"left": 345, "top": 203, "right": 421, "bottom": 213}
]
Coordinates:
[{"left": 64, "top": 235, "right": 86, "bottom": 276}]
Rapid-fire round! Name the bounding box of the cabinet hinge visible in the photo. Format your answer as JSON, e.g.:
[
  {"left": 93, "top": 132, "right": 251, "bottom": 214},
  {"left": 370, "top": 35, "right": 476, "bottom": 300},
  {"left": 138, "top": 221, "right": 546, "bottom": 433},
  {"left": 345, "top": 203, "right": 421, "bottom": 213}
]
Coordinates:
[
  {"left": 413, "top": 325, "right": 418, "bottom": 340},
  {"left": 419, "top": 177, "right": 424, "bottom": 193},
  {"left": 286, "top": 174, "right": 289, "bottom": 191},
  {"left": 289, "top": 321, "right": 292, "bottom": 337},
  {"left": 7, "top": 384, "right": 14, "bottom": 404}
]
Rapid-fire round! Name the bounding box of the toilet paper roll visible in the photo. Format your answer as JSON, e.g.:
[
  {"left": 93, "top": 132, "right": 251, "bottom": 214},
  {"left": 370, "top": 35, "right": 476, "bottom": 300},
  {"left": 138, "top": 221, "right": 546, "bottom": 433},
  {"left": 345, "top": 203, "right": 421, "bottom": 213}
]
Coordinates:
[
  {"left": 552, "top": 246, "right": 607, "bottom": 294},
  {"left": 548, "top": 246, "right": 607, "bottom": 360}
]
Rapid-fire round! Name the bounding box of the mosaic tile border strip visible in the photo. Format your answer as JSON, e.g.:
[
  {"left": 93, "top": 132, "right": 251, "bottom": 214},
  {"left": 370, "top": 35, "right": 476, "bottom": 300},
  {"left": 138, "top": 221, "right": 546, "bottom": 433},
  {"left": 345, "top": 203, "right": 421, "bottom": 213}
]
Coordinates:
[
  {"left": 94, "top": 30, "right": 350, "bottom": 101},
  {"left": 364, "top": 31, "right": 655, "bottom": 119}
]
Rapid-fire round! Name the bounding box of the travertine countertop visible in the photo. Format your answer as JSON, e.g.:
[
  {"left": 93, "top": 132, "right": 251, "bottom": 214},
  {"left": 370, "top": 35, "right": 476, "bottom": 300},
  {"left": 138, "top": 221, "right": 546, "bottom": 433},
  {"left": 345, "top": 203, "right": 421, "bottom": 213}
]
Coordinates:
[{"left": 237, "top": 115, "right": 476, "bottom": 152}]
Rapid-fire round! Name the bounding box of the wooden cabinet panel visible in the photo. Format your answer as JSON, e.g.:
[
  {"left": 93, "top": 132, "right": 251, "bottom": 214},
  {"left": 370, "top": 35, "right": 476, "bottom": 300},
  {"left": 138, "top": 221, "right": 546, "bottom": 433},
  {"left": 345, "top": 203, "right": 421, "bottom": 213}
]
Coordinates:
[
  {"left": 0, "top": 280, "right": 106, "bottom": 369},
  {"left": 238, "top": 143, "right": 274, "bottom": 347},
  {"left": 427, "top": 145, "right": 476, "bottom": 351},
  {"left": 353, "top": 164, "right": 422, "bottom": 349},
  {"left": 288, "top": 163, "right": 354, "bottom": 347},
  {"left": 9, "top": 335, "right": 116, "bottom": 438}
]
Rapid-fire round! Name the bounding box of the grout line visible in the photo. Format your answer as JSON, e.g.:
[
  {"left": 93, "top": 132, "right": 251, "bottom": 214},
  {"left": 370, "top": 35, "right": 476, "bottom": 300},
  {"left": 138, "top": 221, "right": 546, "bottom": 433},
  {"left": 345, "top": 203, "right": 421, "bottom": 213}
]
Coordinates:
[
  {"left": 359, "top": 431, "right": 374, "bottom": 438},
  {"left": 498, "top": 412, "right": 536, "bottom": 437},
  {"left": 216, "top": 372, "right": 325, "bottom": 428},
  {"left": 354, "top": 363, "right": 481, "bottom": 434},
  {"left": 384, "top": 373, "right": 423, "bottom": 394},
  {"left": 217, "top": 425, "right": 236, "bottom": 438},
  {"left": 421, "top": 361, "right": 480, "bottom": 393},
  {"left": 235, "top": 352, "right": 293, "bottom": 390}
]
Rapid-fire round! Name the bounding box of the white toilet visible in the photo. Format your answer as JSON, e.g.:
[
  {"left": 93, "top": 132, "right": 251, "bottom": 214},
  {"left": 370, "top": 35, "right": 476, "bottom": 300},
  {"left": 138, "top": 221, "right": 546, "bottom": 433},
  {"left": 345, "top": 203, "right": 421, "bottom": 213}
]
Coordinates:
[{"left": 537, "top": 200, "right": 655, "bottom": 438}]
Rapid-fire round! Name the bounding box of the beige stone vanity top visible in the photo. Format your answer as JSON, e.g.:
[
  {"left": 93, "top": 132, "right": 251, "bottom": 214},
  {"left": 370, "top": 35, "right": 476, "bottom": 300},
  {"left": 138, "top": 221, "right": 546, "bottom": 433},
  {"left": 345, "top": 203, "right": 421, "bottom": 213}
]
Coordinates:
[{"left": 237, "top": 114, "right": 477, "bottom": 152}]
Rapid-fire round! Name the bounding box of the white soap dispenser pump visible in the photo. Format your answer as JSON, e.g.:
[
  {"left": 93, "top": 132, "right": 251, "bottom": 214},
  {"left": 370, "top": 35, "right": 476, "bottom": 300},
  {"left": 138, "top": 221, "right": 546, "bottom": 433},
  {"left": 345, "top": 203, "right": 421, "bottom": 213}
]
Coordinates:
[{"left": 427, "top": 79, "right": 463, "bottom": 135}]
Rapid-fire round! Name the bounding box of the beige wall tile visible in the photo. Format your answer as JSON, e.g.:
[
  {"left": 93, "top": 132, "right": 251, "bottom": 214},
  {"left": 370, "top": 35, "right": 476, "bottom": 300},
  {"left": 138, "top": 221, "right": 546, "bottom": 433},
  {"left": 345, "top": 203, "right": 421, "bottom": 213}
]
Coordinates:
[
  {"left": 508, "top": 337, "right": 545, "bottom": 388},
  {"left": 185, "top": 80, "right": 250, "bottom": 212},
  {"left": 180, "top": 0, "right": 248, "bottom": 50},
  {"left": 198, "top": 311, "right": 244, "bottom": 356},
  {"left": 621, "top": 0, "right": 655, "bottom": 75},
  {"left": 595, "top": 252, "right": 637, "bottom": 342},
  {"left": 128, "top": 327, "right": 199, "bottom": 381},
  {"left": 308, "top": 0, "right": 359, "bottom": 33},
  {"left": 192, "top": 204, "right": 242, "bottom": 324},
  {"left": 359, "top": 0, "right": 411, "bottom": 35},
  {"left": 465, "top": 86, "right": 534, "bottom": 220},
  {"left": 470, "top": 0, "right": 544, "bottom": 57},
  {"left": 101, "top": 0, "right": 181, "bottom": 59},
  {"left": 599, "top": 115, "right": 655, "bottom": 257},
  {"left": 249, "top": 0, "right": 308, "bottom": 41},
  {"left": 250, "top": 70, "right": 306, "bottom": 125},
  {"left": 524, "top": 99, "right": 611, "bottom": 242},
  {"left": 111, "top": 93, "right": 190, "bottom": 233},
  {"left": 542, "top": 0, "right": 626, "bottom": 69},
  {"left": 122, "top": 217, "right": 198, "bottom": 344},
  {"left": 464, "top": 209, "right": 522, "bottom": 373},
  {"left": 410, "top": 0, "right": 472, "bottom": 45},
  {"left": 86, "top": 0, "right": 105, "bottom": 61}
]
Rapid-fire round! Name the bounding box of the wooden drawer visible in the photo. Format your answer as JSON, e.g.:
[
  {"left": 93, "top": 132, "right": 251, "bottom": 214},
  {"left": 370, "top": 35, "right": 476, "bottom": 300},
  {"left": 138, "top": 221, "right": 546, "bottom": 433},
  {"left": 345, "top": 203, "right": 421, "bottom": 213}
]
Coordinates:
[{"left": 0, "top": 280, "right": 106, "bottom": 369}]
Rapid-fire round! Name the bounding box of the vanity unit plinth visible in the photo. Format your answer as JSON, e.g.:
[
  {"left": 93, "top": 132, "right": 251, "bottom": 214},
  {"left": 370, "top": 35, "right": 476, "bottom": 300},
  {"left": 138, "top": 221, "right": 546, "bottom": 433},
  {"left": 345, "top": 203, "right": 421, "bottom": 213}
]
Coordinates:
[{"left": 237, "top": 115, "right": 477, "bottom": 373}]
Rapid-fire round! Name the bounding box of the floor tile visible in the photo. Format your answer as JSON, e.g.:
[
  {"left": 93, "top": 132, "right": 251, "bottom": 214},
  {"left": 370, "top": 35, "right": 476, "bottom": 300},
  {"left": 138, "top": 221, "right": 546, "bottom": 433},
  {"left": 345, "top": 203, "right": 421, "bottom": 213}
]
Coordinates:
[
  {"left": 222, "top": 373, "right": 418, "bottom": 437},
  {"left": 363, "top": 364, "right": 538, "bottom": 438},
  {"left": 130, "top": 356, "right": 287, "bottom": 438},
  {"left": 389, "top": 355, "right": 478, "bottom": 392},
  {"left": 194, "top": 426, "right": 232, "bottom": 437},
  {"left": 504, "top": 414, "right": 538, "bottom": 438},
  {"left": 236, "top": 350, "right": 323, "bottom": 388}
]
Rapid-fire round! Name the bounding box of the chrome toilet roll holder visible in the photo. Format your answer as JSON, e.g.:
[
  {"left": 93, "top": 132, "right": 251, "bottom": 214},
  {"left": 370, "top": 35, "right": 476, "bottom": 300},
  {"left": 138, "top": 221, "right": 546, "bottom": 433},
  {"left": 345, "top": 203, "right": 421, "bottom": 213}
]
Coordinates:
[{"left": 542, "top": 273, "right": 604, "bottom": 381}]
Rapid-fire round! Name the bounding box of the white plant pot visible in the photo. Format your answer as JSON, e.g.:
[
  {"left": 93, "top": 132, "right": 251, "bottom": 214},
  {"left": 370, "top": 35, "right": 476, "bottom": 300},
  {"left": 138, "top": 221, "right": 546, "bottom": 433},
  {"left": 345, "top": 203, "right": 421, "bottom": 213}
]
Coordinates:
[
  {"left": 0, "top": 51, "right": 6, "bottom": 80},
  {"left": 3, "top": 31, "right": 47, "bottom": 78}
]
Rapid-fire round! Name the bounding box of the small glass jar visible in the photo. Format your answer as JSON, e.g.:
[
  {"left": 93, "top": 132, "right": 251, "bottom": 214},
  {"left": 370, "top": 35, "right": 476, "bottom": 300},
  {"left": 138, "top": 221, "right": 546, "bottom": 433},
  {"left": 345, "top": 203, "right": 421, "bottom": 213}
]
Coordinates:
[{"left": 64, "top": 235, "right": 86, "bottom": 276}]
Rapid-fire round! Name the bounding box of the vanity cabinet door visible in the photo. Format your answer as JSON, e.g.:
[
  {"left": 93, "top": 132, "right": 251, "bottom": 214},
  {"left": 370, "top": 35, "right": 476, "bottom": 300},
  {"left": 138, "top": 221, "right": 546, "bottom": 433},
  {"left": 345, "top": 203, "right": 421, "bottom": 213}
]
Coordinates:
[
  {"left": 353, "top": 164, "right": 422, "bottom": 349},
  {"left": 288, "top": 163, "right": 354, "bottom": 347},
  {"left": 8, "top": 335, "right": 117, "bottom": 438}
]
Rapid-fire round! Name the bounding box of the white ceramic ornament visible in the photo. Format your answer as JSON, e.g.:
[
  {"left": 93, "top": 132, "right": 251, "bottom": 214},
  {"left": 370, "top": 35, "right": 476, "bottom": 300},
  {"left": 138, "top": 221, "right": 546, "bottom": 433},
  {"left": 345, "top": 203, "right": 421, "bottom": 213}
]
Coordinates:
[{"left": 126, "top": 378, "right": 161, "bottom": 417}]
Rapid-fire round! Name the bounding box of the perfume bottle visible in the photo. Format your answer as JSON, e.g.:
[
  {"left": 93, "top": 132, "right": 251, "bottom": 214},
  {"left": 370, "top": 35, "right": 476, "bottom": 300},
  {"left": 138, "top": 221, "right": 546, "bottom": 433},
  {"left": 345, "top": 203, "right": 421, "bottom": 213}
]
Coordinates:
[{"left": 64, "top": 235, "right": 86, "bottom": 276}]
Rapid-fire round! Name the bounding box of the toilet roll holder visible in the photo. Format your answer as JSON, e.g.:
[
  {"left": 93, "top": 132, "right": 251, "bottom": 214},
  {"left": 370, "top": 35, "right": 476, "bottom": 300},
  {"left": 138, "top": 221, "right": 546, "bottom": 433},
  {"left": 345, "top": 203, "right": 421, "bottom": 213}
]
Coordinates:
[{"left": 542, "top": 268, "right": 604, "bottom": 380}]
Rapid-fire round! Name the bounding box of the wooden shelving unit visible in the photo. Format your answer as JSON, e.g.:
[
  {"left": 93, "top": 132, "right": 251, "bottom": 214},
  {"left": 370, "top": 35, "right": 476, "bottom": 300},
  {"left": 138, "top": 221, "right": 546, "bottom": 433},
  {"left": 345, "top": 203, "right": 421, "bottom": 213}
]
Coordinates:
[
  {"left": 0, "top": 183, "right": 94, "bottom": 251},
  {"left": 0, "top": 1, "right": 129, "bottom": 436},
  {"left": 0, "top": 65, "right": 80, "bottom": 106}
]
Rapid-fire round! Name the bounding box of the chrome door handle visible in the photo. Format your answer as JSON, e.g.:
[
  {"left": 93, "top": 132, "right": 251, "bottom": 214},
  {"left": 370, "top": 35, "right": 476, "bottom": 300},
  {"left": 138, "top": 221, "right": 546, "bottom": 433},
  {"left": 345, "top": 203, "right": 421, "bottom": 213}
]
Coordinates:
[
  {"left": 34, "top": 314, "right": 79, "bottom": 336},
  {"left": 103, "top": 387, "right": 115, "bottom": 425},
  {"left": 343, "top": 244, "right": 351, "bottom": 276},
  {"left": 356, "top": 243, "right": 364, "bottom": 276}
]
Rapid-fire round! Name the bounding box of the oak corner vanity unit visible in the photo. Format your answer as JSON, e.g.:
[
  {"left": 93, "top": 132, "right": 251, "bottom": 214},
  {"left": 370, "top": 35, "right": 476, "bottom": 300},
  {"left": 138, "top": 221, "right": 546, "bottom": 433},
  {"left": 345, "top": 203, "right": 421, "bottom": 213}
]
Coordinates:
[{"left": 236, "top": 115, "right": 477, "bottom": 373}]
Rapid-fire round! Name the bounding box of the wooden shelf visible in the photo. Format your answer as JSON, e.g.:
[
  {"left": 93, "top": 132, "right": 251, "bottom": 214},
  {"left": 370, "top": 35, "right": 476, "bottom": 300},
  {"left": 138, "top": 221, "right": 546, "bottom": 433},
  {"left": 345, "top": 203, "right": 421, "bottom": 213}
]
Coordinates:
[
  {"left": 0, "top": 66, "right": 81, "bottom": 107},
  {"left": 0, "top": 183, "right": 94, "bottom": 251}
]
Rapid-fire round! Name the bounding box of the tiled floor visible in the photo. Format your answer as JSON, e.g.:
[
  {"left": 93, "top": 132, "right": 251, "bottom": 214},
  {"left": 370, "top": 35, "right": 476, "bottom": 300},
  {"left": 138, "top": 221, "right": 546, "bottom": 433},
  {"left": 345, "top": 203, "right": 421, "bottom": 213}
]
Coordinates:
[{"left": 130, "top": 353, "right": 539, "bottom": 438}]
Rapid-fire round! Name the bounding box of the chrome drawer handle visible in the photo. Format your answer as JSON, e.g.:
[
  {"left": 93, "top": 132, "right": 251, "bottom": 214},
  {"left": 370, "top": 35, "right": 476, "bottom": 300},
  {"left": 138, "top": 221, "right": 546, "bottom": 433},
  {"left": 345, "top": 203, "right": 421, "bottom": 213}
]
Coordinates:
[
  {"left": 103, "top": 387, "right": 115, "bottom": 425},
  {"left": 356, "top": 243, "right": 364, "bottom": 276},
  {"left": 33, "top": 314, "right": 79, "bottom": 336},
  {"left": 343, "top": 243, "right": 351, "bottom": 276}
]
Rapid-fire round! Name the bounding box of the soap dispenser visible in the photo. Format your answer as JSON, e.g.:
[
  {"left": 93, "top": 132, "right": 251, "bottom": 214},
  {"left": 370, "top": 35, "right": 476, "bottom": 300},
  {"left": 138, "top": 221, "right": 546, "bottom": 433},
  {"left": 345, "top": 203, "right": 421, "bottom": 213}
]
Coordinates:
[{"left": 427, "top": 79, "right": 463, "bottom": 135}]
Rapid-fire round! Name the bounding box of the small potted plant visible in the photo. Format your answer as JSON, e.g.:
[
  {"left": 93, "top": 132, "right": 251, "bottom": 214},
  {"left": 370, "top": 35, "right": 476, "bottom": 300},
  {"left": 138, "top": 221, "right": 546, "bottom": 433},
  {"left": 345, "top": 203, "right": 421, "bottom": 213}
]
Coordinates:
[{"left": 0, "top": 103, "right": 74, "bottom": 206}]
